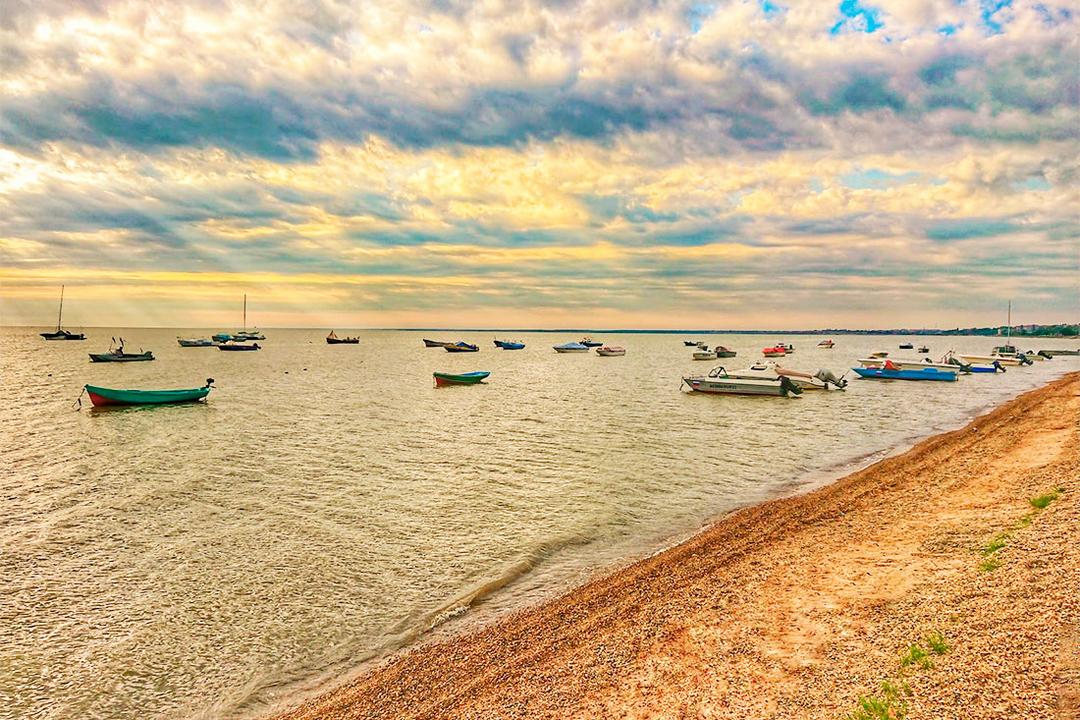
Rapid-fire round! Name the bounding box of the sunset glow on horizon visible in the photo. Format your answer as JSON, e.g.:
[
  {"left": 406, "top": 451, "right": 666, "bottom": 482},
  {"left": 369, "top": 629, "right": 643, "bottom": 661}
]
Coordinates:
[{"left": 1, "top": 1, "right": 1077, "bottom": 329}]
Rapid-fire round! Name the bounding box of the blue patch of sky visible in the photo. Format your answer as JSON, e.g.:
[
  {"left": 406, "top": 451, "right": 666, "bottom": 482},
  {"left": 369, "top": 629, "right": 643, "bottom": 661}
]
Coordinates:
[
  {"left": 925, "top": 218, "right": 1020, "bottom": 241},
  {"left": 760, "top": 1, "right": 784, "bottom": 18},
  {"left": 1014, "top": 177, "right": 1051, "bottom": 191},
  {"left": 840, "top": 168, "right": 926, "bottom": 189},
  {"left": 937, "top": 23, "right": 960, "bottom": 35},
  {"left": 830, "top": 0, "right": 884, "bottom": 35},
  {"left": 687, "top": 3, "right": 715, "bottom": 33},
  {"left": 980, "top": 0, "right": 1013, "bottom": 34}
]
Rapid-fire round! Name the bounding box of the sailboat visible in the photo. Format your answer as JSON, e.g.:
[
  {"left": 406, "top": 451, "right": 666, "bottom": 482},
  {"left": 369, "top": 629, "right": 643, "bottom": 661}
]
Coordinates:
[
  {"left": 214, "top": 294, "right": 265, "bottom": 342},
  {"left": 40, "top": 286, "right": 86, "bottom": 340},
  {"left": 958, "top": 301, "right": 1036, "bottom": 366}
]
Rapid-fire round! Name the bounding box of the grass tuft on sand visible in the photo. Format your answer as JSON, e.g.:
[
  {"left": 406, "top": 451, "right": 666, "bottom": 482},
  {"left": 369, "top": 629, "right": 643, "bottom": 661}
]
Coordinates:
[
  {"left": 847, "top": 680, "right": 911, "bottom": 720},
  {"left": 1029, "top": 488, "right": 1061, "bottom": 510}
]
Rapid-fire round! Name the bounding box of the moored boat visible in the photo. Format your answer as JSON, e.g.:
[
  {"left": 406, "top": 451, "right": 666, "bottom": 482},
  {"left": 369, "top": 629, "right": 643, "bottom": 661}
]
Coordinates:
[
  {"left": 693, "top": 349, "right": 716, "bottom": 360},
  {"left": 714, "top": 345, "right": 737, "bottom": 358},
  {"left": 817, "top": 339, "right": 835, "bottom": 348},
  {"left": 493, "top": 339, "right": 525, "bottom": 350},
  {"left": 423, "top": 338, "right": 454, "bottom": 348},
  {"left": 683, "top": 340, "right": 700, "bottom": 347},
  {"left": 89, "top": 338, "right": 154, "bottom": 362},
  {"left": 444, "top": 341, "right": 479, "bottom": 353},
  {"left": 859, "top": 356, "right": 969, "bottom": 373},
  {"left": 762, "top": 345, "right": 787, "bottom": 357},
  {"left": 579, "top": 336, "right": 603, "bottom": 347},
  {"left": 1040, "top": 348, "right": 1080, "bottom": 356},
  {"left": 596, "top": 346, "right": 625, "bottom": 356},
  {"left": 682, "top": 366, "right": 802, "bottom": 396},
  {"left": 899, "top": 342, "right": 914, "bottom": 349},
  {"left": 852, "top": 364, "right": 957, "bottom": 382},
  {"left": 218, "top": 342, "right": 260, "bottom": 351},
  {"left": 917, "top": 345, "right": 930, "bottom": 353},
  {"left": 554, "top": 342, "right": 589, "bottom": 353},
  {"left": 177, "top": 337, "right": 214, "bottom": 347},
  {"left": 40, "top": 286, "right": 86, "bottom": 340},
  {"left": 84, "top": 379, "right": 214, "bottom": 407},
  {"left": 433, "top": 371, "right": 490, "bottom": 386},
  {"left": 956, "top": 352, "right": 1030, "bottom": 366},
  {"left": 727, "top": 361, "right": 847, "bottom": 390},
  {"left": 326, "top": 331, "right": 359, "bottom": 344}
]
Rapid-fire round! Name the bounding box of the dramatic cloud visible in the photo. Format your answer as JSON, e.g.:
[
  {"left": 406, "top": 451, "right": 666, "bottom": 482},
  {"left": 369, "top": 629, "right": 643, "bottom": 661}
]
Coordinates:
[{"left": 1, "top": 0, "right": 1077, "bottom": 328}]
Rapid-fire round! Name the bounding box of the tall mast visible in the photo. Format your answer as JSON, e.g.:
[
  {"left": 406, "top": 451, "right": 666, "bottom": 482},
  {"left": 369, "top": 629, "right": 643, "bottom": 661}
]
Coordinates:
[
  {"left": 1007, "top": 300, "right": 1011, "bottom": 345},
  {"left": 57, "top": 285, "right": 65, "bottom": 331},
  {"left": 243, "top": 293, "right": 247, "bottom": 331}
]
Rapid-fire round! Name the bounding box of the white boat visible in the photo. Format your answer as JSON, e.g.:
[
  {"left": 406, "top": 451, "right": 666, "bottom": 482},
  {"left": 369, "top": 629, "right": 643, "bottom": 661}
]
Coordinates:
[
  {"left": 727, "top": 361, "right": 847, "bottom": 390},
  {"left": 692, "top": 349, "right": 716, "bottom": 360},
  {"left": 177, "top": 337, "right": 214, "bottom": 347},
  {"left": 859, "top": 356, "right": 967, "bottom": 373},
  {"left": 596, "top": 345, "right": 626, "bottom": 356},
  {"left": 553, "top": 342, "right": 590, "bottom": 353},
  {"left": 956, "top": 353, "right": 1029, "bottom": 366},
  {"left": 682, "top": 366, "right": 803, "bottom": 396}
]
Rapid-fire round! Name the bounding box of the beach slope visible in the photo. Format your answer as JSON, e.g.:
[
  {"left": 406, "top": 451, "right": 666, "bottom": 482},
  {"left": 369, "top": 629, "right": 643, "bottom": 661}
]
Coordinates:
[{"left": 274, "top": 372, "right": 1080, "bottom": 720}]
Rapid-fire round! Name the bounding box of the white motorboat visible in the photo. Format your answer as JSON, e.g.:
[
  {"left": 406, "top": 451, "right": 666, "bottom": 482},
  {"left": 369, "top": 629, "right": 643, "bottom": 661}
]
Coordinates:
[
  {"left": 692, "top": 349, "right": 716, "bottom": 360},
  {"left": 682, "top": 366, "right": 803, "bottom": 396},
  {"left": 553, "top": 342, "right": 590, "bottom": 353},
  {"left": 177, "top": 337, "right": 214, "bottom": 347},
  {"left": 596, "top": 345, "right": 626, "bottom": 356},
  {"left": 956, "top": 352, "right": 1029, "bottom": 366},
  {"left": 727, "top": 361, "right": 847, "bottom": 390}
]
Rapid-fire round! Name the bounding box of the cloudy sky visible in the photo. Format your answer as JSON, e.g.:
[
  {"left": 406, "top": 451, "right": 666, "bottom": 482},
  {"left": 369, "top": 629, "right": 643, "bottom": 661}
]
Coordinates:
[{"left": 1, "top": 0, "right": 1077, "bottom": 329}]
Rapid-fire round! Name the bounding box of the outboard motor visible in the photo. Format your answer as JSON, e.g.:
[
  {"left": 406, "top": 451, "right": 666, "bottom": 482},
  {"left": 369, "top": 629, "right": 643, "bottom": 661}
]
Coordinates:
[
  {"left": 814, "top": 368, "right": 848, "bottom": 389},
  {"left": 779, "top": 375, "right": 803, "bottom": 396},
  {"left": 1038, "top": 350, "right": 1052, "bottom": 359},
  {"left": 1016, "top": 353, "right": 1034, "bottom": 366},
  {"left": 205, "top": 377, "right": 216, "bottom": 387},
  {"left": 992, "top": 361, "right": 1006, "bottom": 373}
]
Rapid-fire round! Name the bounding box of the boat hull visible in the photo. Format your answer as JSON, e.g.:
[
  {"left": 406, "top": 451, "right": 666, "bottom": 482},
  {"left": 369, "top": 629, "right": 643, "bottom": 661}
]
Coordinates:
[
  {"left": 177, "top": 338, "right": 213, "bottom": 347},
  {"left": 89, "top": 352, "right": 154, "bottom": 362},
  {"left": 433, "top": 371, "right": 490, "bottom": 386},
  {"left": 957, "top": 354, "right": 1024, "bottom": 366},
  {"left": 682, "top": 377, "right": 792, "bottom": 396},
  {"left": 554, "top": 347, "right": 589, "bottom": 353},
  {"left": 859, "top": 357, "right": 967, "bottom": 373},
  {"left": 85, "top": 384, "right": 210, "bottom": 406},
  {"left": 218, "top": 344, "right": 260, "bottom": 351},
  {"left": 444, "top": 343, "right": 479, "bottom": 352},
  {"left": 326, "top": 338, "right": 359, "bottom": 344},
  {"left": 596, "top": 347, "right": 625, "bottom": 356},
  {"left": 42, "top": 331, "right": 86, "bottom": 340},
  {"left": 852, "top": 367, "right": 957, "bottom": 381},
  {"left": 423, "top": 339, "right": 453, "bottom": 348},
  {"left": 493, "top": 340, "right": 525, "bottom": 350}
]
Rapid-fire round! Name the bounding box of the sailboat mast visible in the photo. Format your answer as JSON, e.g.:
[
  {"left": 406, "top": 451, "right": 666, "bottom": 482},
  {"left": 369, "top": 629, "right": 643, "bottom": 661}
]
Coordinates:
[
  {"left": 57, "top": 285, "right": 65, "bottom": 331},
  {"left": 243, "top": 293, "right": 247, "bottom": 331},
  {"left": 1007, "top": 300, "right": 1011, "bottom": 345}
]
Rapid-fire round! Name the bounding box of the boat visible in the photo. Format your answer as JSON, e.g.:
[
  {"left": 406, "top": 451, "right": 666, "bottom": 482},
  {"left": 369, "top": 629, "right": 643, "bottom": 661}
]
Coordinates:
[
  {"left": 899, "top": 342, "right": 914, "bottom": 349},
  {"left": 860, "top": 356, "right": 969, "bottom": 373},
  {"left": 683, "top": 340, "right": 701, "bottom": 347},
  {"left": 693, "top": 349, "right": 716, "bottom": 360},
  {"left": 762, "top": 345, "right": 787, "bottom": 357},
  {"left": 727, "top": 361, "right": 847, "bottom": 390},
  {"left": 596, "top": 346, "right": 626, "bottom": 356},
  {"left": 218, "top": 342, "right": 260, "bottom": 351},
  {"left": 852, "top": 362, "right": 957, "bottom": 382},
  {"left": 956, "top": 352, "right": 1031, "bottom": 366},
  {"left": 553, "top": 342, "right": 589, "bottom": 353},
  {"left": 433, "top": 371, "right": 490, "bottom": 386},
  {"left": 444, "top": 341, "right": 479, "bottom": 353},
  {"left": 83, "top": 379, "right": 214, "bottom": 407},
  {"left": 216, "top": 294, "right": 265, "bottom": 343},
  {"left": 869, "top": 351, "right": 889, "bottom": 358},
  {"left": 326, "top": 331, "right": 359, "bottom": 345},
  {"left": 991, "top": 343, "right": 1044, "bottom": 361},
  {"left": 775, "top": 343, "right": 794, "bottom": 353},
  {"left": 493, "top": 339, "right": 525, "bottom": 350},
  {"left": 40, "top": 286, "right": 86, "bottom": 340},
  {"left": 817, "top": 339, "right": 835, "bottom": 348},
  {"left": 89, "top": 338, "right": 154, "bottom": 362},
  {"left": 714, "top": 345, "right": 737, "bottom": 358},
  {"left": 1040, "top": 348, "right": 1080, "bottom": 356},
  {"left": 423, "top": 339, "right": 454, "bottom": 348},
  {"left": 177, "top": 337, "right": 214, "bottom": 347},
  {"left": 682, "top": 366, "right": 803, "bottom": 396},
  {"left": 917, "top": 345, "right": 930, "bottom": 353},
  {"left": 579, "top": 336, "right": 603, "bottom": 347}
]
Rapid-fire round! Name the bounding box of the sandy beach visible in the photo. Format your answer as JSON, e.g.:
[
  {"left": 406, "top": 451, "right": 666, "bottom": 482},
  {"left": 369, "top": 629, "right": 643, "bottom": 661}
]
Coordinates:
[{"left": 273, "top": 372, "right": 1080, "bottom": 720}]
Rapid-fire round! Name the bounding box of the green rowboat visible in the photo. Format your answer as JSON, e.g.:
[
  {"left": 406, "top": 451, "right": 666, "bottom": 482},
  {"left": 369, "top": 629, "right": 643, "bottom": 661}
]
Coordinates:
[
  {"left": 433, "top": 371, "right": 489, "bottom": 387},
  {"left": 85, "top": 380, "right": 214, "bottom": 407}
]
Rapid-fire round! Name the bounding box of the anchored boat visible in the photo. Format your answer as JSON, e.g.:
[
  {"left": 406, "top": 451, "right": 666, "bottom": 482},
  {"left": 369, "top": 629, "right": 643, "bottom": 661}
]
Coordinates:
[
  {"left": 682, "top": 366, "right": 803, "bottom": 396},
  {"left": 762, "top": 345, "right": 787, "bottom": 357},
  {"left": 852, "top": 364, "right": 957, "bottom": 382},
  {"left": 494, "top": 339, "right": 525, "bottom": 350},
  {"left": 84, "top": 379, "right": 214, "bottom": 407},
  {"left": 817, "top": 339, "right": 835, "bottom": 348},
  {"left": 578, "top": 336, "right": 603, "bottom": 347},
  {"left": 423, "top": 339, "right": 454, "bottom": 348},
  {"left": 177, "top": 337, "right": 214, "bottom": 347},
  {"left": 326, "top": 331, "right": 359, "bottom": 344},
  {"left": 40, "top": 286, "right": 86, "bottom": 340},
  {"left": 596, "top": 345, "right": 626, "bottom": 356},
  {"left": 714, "top": 345, "right": 737, "bottom": 358},
  {"left": 554, "top": 342, "right": 589, "bottom": 353},
  {"left": 218, "top": 342, "right": 260, "bottom": 351},
  {"left": 89, "top": 338, "right": 154, "bottom": 362},
  {"left": 727, "top": 361, "right": 847, "bottom": 390},
  {"left": 444, "top": 341, "right": 479, "bottom": 353},
  {"left": 433, "top": 371, "right": 489, "bottom": 386}
]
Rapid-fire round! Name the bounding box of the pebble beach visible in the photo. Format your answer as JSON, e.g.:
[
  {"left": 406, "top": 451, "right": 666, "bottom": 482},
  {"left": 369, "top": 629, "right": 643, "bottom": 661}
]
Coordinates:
[{"left": 272, "top": 371, "right": 1080, "bottom": 720}]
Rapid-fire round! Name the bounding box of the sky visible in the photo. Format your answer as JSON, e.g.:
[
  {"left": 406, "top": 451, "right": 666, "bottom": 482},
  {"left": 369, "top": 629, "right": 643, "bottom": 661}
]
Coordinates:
[{"left": 0, "top": 0, "right": 1077, "bottom": 329}]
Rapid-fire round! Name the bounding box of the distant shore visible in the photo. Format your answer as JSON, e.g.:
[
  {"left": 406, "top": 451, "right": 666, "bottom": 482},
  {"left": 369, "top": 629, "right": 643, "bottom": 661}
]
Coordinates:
[{"left": 271, "top": 372, "right": 1079, "bottom": 720}]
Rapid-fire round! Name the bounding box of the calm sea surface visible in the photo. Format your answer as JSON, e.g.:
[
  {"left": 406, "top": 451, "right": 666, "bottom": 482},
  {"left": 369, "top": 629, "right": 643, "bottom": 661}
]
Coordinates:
[{"left": 1, "top": 328, "right": 1075, "bottom": 719}]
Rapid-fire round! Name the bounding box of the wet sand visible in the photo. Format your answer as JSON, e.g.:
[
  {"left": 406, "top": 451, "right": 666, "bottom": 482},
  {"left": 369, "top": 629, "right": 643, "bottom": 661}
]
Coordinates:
[{"left": 272, "top": 372, "right": 1080, "bottom": 720}]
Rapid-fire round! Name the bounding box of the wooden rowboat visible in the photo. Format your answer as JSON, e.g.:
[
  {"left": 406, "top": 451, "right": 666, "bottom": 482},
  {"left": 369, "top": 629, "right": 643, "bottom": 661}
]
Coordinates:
[
  {"left": 444, "top": 341, "right": 479, "bottom": 353},
  {"left": 433, "top": 371, "right": 490, "bottom": 386},
  {"left": 84, "top": 380, "right": 214, "bottom": 407}
]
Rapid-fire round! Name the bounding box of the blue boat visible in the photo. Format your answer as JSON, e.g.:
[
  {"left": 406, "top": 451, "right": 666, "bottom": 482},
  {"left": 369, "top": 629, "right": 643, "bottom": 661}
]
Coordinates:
[
  {"left": 493, "top": 339, "right": 525, "bottom": 350},
  {"left": 968, "top": 361, "right": 1007, "bottom": 373},
  {"left": 852, "top": 366, "right": 958, "bottom": 382},
  {"left": 444, "top": 341, "right": 480, "bottom": 353}
]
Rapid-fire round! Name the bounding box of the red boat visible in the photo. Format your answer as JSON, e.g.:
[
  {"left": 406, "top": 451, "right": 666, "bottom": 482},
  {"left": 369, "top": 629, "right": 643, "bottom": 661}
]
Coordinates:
[{"left": 762, "top": 345, "right": 787, "bottom": 357}]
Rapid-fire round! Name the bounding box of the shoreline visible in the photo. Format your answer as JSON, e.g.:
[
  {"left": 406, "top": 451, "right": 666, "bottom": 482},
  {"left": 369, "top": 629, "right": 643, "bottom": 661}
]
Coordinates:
[{"left": 271, "top": 372, "right": 1080, "bottom": 719}]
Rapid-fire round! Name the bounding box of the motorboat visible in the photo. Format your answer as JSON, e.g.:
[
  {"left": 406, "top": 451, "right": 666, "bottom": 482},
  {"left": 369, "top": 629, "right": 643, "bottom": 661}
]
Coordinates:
[
  {"left": 683, "top": 340, "right": 700, "bottom": 347},
  {"left": 177, "top": 337, "right": 214, "bottom": 347},
  {"left": 554, "top": 342, "right": 590, "bottom": 353},
  {"left": 817, "top": 339, "right": 835, "bottom": 348},
  {"left": 89, "top": 338, "right": 154, "bottom": 362},
  {"left": 433, "top": 371, "right": 490, "bottom": 386},
  {"left": 726, "top": 361, "right": 847, "bottom": 390},
  {"left": 444, "top": 341, "right": 480, "bottom": 353},
  {"left": 423, "top": 339, "right": 454, "bottom": 348},
  {"left": 579, "top": 336, "right": 603, "bottom": 347},
  {"left": 693, "top": 348, "right": 716, "bottom": 360},
  {"left": 869, "top": 351, "right": 889, "bottom": 358},
  {"left": 956, "top": 352, "right": 1030, "bottom": 366},
  {"left": 596, "top": 346, "right": 626, "bottom": 356},
  {"left": 917, "top": 345, "right": 930, "bottom": 353},
  {"left": 899, "top": 342, "right": 914, "bottom": 349},
  {"left": 218, "top": 342, "right": 260, "bottom": 351},
  {"left": 762, "top": 345, "right": 787, "bottom": 357},
  {"left": 859, "top": 356, "right": 969, "bottom": 373},
  {"left": 682, "top": 366, "right": 802, "bottom": 396},
  {"left": 852, "top": 363, "right": 957, "bottom": 381},
  {"left": 493, "top": 339, "right": 525, "bottom": 350},
  {"left": 714, "top": 345, "right": 737, "bottom": 358}
]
